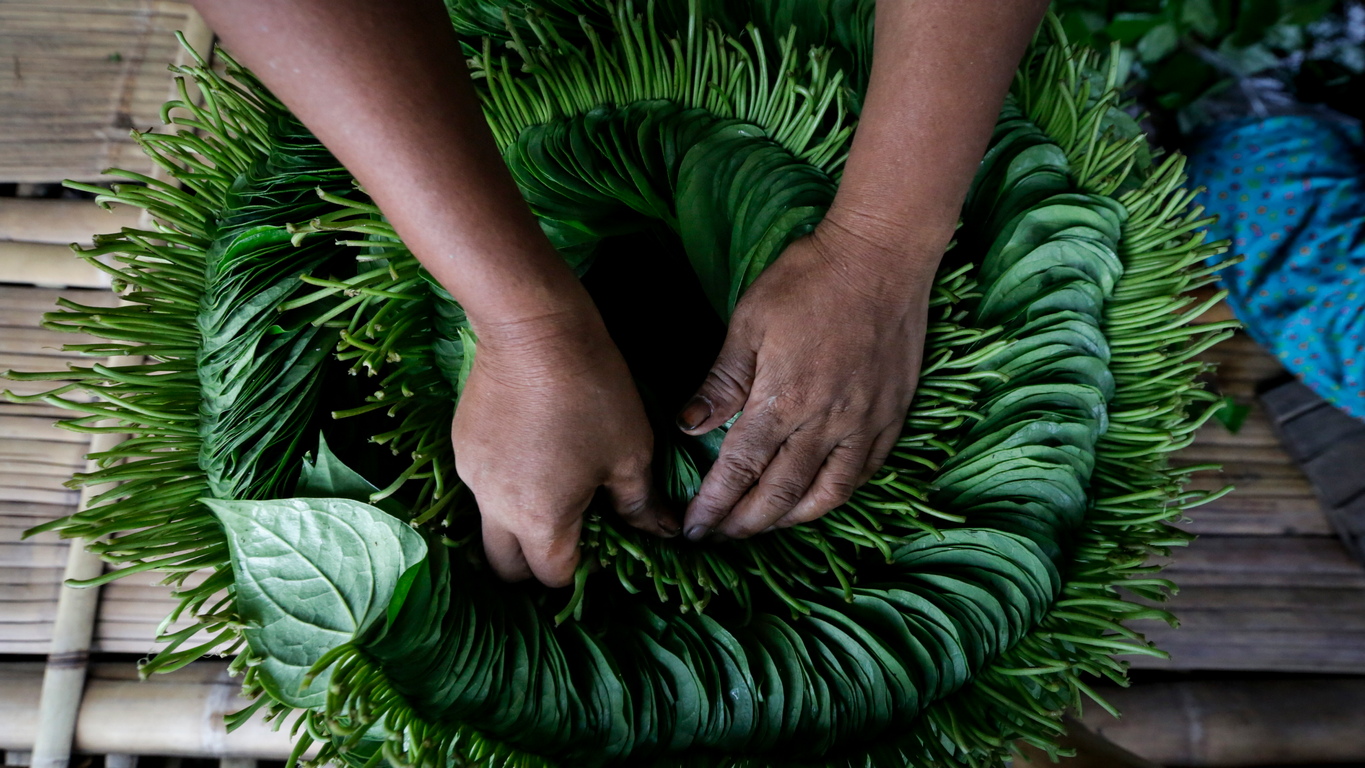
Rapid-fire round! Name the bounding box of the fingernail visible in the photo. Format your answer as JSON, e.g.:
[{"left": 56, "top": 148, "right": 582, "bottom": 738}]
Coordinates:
[
  {"left": 676, "top": 396, "right": 711, "bottom": 431},
  {"left": 762, "top": 525, "right": 777, "bottom": 534},
  {"left": 659, "top": 518, "right": 681, "bottom": 537},
  {"left": 685, "top": 524, "right": 710, "bottom": 542}
]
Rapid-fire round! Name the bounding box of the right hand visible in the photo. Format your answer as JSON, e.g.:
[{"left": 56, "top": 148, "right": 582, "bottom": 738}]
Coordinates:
[{"left": 452, "top": 307, "right": 679, "bottom": 587}]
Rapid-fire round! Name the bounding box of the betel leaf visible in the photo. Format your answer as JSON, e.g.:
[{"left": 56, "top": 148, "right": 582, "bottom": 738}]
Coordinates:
[
  {"left": 298, "top": 433, "right": 409, "bottom": 518},
  {"left": 207, "top": 496, "right": 428, "bottom": 708}
]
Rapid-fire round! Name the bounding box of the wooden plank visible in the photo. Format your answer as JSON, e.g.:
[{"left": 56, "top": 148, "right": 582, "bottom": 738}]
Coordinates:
[
  {"left": 1198, "top": 332, "right": 1287, "bottom": 382},
  {"left": 1, "top": 523, "right": 66, "bottom": 545},
  {"left": 1185, "top": 467, "right": 1313, "bottom": 497},
  {"left": 0, "top": 473, "right": 79, "bottom": 492},
  {"left": 0, "top": 0, "right": 200, "bottom": 182},
  {"left": 1158, "top": 536, "right": 1364, "bottom": 577},
  {"left": 95, "top": 620, "right": 199, "bottom": 643},
  {"left": 1186, "top": 412, "right": 1281, "bottom": 447},
  {"left": 0, "top": 416, "right": 90, "bottom": 442},
  {"left": 1182, "top": 497, "right": 1332, "bottom": 536},
  {"left": 0, "top": 287, "right": 116, "bottom": 314},
  {"left": 1153, "top": 585, "right": 1365, "bottom": 611},
  {"left": 0, "top": 440, "right": 88, "bottom": 467},
  {"left": 0, "top": 583, "right": 62, "bottom": 601},
  {"left": 0, "top": 353, "right": 88, "bottom": 372},
  {"left": 0, "top": 541, "right": 70, "bottom": 568},
  {"left": 1157, "top": 607, "right": 1365, "bottom": 632},
  {"left": 2, "top": 379, "right": 97, "bottom": 401},
  {"left": 0, "top": 487, "right": 80, "bottom": 506},
  {"left": 0, "top": 199, "right": 141, "bottom": 245},
  {"left": 0, "top": 566, "right": 68, "bottom": 586},
  {"left": 0, "top": 621, "right": 58, "bottom": 643},
  {"left": 1175, "top": 441, "right": 1295, "bottom": 465},
  {"left": 0, "top": 505, "right": 77, "bottom": 530},
  {"left": 1130, "top": 633, "right": 1365, "bottom": 673},
  {"left": 0, "top": 404, "right": 92, "bottom": 420},
  {"left": 0, "top": 639, "right": 51, "bottom": 654},
  {"left": 0, "top": 326, "right": 95, "bottom": 355},
  {"left": 1079, "top": 680, "right": 1365, "bottom": 766},
  {"left": 0, "top": 601, "right": 61, "bottom": 623},
  {"left": 0, "top": 242, "right": 110, "bottom": 289}
]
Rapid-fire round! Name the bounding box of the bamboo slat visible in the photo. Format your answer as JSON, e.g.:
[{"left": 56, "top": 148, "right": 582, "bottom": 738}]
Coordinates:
[
  {"left": 1082, "top": 679, "right": 1365, "bottom": 766},
  {"left": 0, "top": 287, "right": 119, "bottom": 317},
  {"left": 0, "top": 0, "right": 203, "bottom": 183},
  {"left": 1184, "top": 494, "right": 1332, "bottom": 536},
  {"left": 32, "top": 417, "right": 137, "bottom": 768},
  {"left": 0, "top": 242, "right": 110, "bottom": 289},
  {"left": 0, "top": 286, "right": 107, "bottom": 658},
  {"left": 0, "top": 199, "right": 141, "bottom": 245},
  {"left": 0, "top": 417, "right": 90, "bottom": 443},
  {"left": 0, "top": 662, "right": 309, "bottom": 759}
]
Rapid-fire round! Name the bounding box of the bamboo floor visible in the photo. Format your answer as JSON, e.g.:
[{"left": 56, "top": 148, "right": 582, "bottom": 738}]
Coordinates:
[{"left": 0, "top": 0, "right": 204, "bottom": 183}]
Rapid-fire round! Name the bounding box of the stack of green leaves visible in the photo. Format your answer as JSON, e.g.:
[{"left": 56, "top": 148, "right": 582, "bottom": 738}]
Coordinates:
[{"left": 4, "top": 3, "right": 1239, "bottom": 767}]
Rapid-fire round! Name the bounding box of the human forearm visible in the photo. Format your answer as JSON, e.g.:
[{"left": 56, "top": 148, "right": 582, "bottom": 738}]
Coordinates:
[
  {"left": 194, "top": 0, "right": 677, "bottom": 584},
  {"left": 822, "top": 0, "right": 1050, "bottom": 280},
  {"left": 189, "top": 0, "right": 590, "bottom": 333}
]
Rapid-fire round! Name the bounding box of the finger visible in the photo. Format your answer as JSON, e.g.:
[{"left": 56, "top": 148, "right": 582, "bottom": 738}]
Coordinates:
[
  {"left": 771, "top": 439, "right": 870, "bottom": 530},
  {"left": 682, "top": 410, "right": 783, "bottom": 540},
  {"left": 717, "top": 430, "right": 832, "bottom": 539},
  {"left": 858, "top": 423, "right": 902, "bottom": 485},
  {"left": 481, "top": 517, "right": 533, "bottom": 582},
  {"left": 518, "top": 512, "right": 585, "bottom": 589},
  {"left": 676, "top": 334, "right": 757, "bottom": 435},
  {"left": 607, "top": 462, "right": 681, "bottom": 538}
]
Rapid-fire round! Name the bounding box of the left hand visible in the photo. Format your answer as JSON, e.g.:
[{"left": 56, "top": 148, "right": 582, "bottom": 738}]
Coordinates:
[{"left": 676, "top": 221, "right": 939, "bottom": 540}]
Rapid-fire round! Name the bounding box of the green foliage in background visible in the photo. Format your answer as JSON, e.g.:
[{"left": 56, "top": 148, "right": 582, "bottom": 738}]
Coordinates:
[{"left": 1054, "top": 0, "right": 1353, "bottom": 116}]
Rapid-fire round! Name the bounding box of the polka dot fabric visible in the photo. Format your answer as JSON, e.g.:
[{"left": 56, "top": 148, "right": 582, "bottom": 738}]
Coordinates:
[{"left": 1187, "top": 115, "right": 1365, "bottom": 417}]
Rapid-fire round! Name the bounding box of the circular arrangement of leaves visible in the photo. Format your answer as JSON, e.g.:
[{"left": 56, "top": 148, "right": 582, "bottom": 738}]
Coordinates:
[{"left": 7, "top": 2, "right": 1237, "bottom": 767}]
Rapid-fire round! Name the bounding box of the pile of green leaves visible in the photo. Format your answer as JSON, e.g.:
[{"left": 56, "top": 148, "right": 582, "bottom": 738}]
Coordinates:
[{"left": 5, "top": 4, "right": 1236, "bottom": 767}]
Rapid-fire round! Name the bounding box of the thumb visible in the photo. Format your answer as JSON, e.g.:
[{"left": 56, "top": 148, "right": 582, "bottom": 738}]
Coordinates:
[
  {"left": 606, "top": 466, "right": 680, "bottom": 538},
  {"left": 676, "top": 336, "right": 756, "bottom": 435}
]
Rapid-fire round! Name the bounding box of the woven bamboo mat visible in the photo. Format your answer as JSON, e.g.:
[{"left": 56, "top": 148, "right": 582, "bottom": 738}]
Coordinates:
[
  {"left": 0, "top": 284, "right": 202, "bottom": 656},
  {"left": 0, "top": 0, "right": 205, "bottom": 183}
]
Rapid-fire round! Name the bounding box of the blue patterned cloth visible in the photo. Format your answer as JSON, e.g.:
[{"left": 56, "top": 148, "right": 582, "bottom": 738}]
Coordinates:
[{"left": 1186, "top": 115, "right": 1365, "bottom": 417}]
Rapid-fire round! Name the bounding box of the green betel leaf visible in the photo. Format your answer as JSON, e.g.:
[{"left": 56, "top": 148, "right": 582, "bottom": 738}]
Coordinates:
[
  {"left": 207, "top": 497, "right": 428, "bottom": 708},
  {"left": 298, "top": 433, "right": 409, "bottom": 518}
]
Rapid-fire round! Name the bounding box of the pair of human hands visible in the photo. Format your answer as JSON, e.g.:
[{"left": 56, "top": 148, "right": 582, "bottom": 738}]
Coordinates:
[{"left": 453, "top": 223, "right": 936, "bottom": 587}]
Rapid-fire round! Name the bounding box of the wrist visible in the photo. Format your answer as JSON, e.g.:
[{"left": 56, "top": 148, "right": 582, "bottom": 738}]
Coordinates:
[
  {"left": 819, "top": 200, "right": 953, "bottom": 276},
  {"left": 469, "top": 290, "right": 619, "bottom": 382},
  {"left": 808, "top": 209, "right": 946, "bottom": 304}
]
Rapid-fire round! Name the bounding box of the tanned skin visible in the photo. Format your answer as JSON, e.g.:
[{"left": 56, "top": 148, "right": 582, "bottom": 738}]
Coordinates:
[{"left": 191, "top": 0, "right": 1050, "bottom": 587}]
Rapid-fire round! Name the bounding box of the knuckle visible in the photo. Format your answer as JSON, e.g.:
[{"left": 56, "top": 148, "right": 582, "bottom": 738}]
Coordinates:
[
  {"left": 705, "top": 366, "right": 748, "bottom": 401},
  {"left": 615, "top": 493, "right": 650, "bottom": 520},
  {"left": 617, "top": 449, "right": 653, "bottom": 479},
  {"left": 715, "top": 454, "right": 764, "bottom": 493},
  {"left": 814, "top": 480, "right": 856, "bottom": 511},
  {"left": 764, "top": 479, "right": 807, "bottom": 512},
  {"left": 826, "top": 395, "right": 856, "bottom": 419},
  {"left": 524, "top": 545, "right": 577, "bottom": 588},
  {"left": 768, "top": 386, "right": 808, "bottom": 414}
]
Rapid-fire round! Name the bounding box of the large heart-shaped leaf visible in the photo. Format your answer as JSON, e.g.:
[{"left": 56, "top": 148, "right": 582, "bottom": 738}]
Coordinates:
[{"left": 207, "top": 496, "right": 427, "bottom": 707}]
